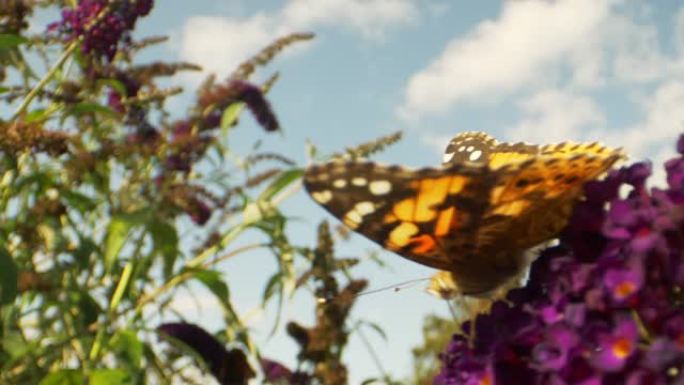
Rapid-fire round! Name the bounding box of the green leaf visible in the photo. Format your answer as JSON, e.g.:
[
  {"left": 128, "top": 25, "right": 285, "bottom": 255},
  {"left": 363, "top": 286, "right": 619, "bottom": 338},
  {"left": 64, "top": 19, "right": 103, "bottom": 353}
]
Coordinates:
[
  {"left": 104, "top": 211, "right": 148, "bottom": 271},
  {"left": 110, "top": 329, "right": 143, "bottom": 367},
  {"left": 360, "top": 320, "right": 387, "bottom": 341},
  {"left": 39, "top": 370, "right": 83, "bottom": 385},
  {"left": 0, "top": 34, "right": 28, "bottom": 49},
  {"left": 74, "top": 291, "right": 102, "bottom": 326},
  {"left": 191, "top": 268, "right": 229, "bottom": 300},
  {"left": 24, "top": 108, "right": 49, "bottom": 123},
  {"left": 361, "top": 379, "right": 380, "bottom": 385},
  {"left": 67, "top": 102, "right": 118, "bottom": 118},
  {"left": 148, "top": 220, "right": 179, "bottom": 279},
  {"left": 189, "top": 268, "right": 243, "bottom": 333},
  {"left": 73, "top": 238, "right": 97, "bottom": 269},
  {"left": 221, "top": 101, "right": 246, "bottom": 130},
  {"left": 61, "top": 190, "right": 96, "bottom": 213},
  {"left": 2, "top": 331, "right": 29, "bottom": 358},
  {"left": 0, "top": 86, "right": 9, "bottom": 94},
  {"left": 109, "top": 261, "right": 134, "bottom": 312},
  {"left": 258, "top": 168, "right": 304, "bottom": 202},
  {"left": 97, "top": 78, "right": 127, "bottom": 96},
  {"left": 261, "top": 272, "right": 283, "bottom": 306},
  {"left": 90, "top": 369, "right": 132, "bottom": 385},
  {"left": 0, "top": 247, "right": 17, "bottom": 304}
]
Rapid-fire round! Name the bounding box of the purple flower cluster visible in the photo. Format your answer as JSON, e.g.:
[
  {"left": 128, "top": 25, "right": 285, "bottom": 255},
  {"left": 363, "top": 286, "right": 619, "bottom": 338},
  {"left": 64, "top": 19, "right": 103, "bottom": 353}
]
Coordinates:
[
  {"left": 158, "top": 322, "right": 255, "bottom": 385},
  {"left": 435, "top": 134, "right": 684, "bottom": 385},
  {"left": 49, "top": 0, "right": 153, "bottom": 61}
]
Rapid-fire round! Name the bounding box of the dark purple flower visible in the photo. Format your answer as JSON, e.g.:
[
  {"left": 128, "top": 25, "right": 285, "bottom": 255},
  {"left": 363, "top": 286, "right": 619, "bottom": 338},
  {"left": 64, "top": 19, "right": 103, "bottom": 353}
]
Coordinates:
[
  {"left": 158, "top": 322, "right": 255, "bottom": 385},
  {"left": 188, "top": 197, "right": 212, "bottom": 225},
  {"left": 232, "top": 80, "right": 280, "bottom": 132},
  {"left": 49, "top": 0, "right": 155, "bottom": 61},
  {"left": 259, "top": 358, "right": 312, "bottom": 384},
  {"left": 260, "top": 358, "right": 293, "bottom": 382}
]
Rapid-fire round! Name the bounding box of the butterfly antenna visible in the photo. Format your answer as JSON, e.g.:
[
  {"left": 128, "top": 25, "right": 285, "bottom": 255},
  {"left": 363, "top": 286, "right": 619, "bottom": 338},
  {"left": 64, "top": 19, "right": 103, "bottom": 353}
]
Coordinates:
[{"left": 352, "top": 277, "right": 432, "bottom": 299}]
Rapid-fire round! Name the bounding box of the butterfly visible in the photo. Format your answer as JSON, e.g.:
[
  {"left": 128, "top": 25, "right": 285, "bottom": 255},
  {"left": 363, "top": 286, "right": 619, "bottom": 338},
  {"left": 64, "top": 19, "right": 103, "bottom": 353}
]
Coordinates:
[{"left": 303, "top": 132, "right": 624, "bottom": 296}]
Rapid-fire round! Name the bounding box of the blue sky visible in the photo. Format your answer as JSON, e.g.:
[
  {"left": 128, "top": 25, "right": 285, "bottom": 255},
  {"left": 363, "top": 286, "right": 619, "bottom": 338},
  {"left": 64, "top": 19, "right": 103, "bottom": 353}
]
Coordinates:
[{"left": 46, "top": 0, "right": 684, "bottom": 382}]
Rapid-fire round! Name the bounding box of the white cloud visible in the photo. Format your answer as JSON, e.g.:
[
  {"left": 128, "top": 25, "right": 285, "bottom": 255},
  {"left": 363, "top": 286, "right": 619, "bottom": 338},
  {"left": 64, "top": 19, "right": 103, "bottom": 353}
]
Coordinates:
[
  {"left": 179, "top": 14, "right": 274, "bottom": 78},
  {"left": 280, "top": 0, "right": 417, "bottom": 39},
  {"left": 176, "top": 0, "right": 421, "bottom": 80},
  {"left": 605, "top": 14, "right": 671, "bottom": 83},
  {"left": 399, "top": 0, "right": 613, "bottom": 118},
  {"left": 606, "top": 81, "right": 684, "bottom": 161},
  {"left": 506, "top": 90, "right": 606, "bottom": 143}
]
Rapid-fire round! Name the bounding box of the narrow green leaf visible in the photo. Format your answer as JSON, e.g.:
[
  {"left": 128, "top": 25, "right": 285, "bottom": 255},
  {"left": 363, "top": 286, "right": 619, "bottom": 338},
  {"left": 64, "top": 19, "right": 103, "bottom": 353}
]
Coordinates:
[
  {"left": 261, "top": 272, "right": 283, "bottom": 306},
  {"left": 221, "top": 101, "right": 246, "bottom": 130},
  {"left": 61, "top": 190, "right": 96, "bottom": 213},
  {"left": 39, "top": 370, "right": 83, "bottom": 385},
  {"left": 189, "top": 268, "right": 242, "bottom": 330},
  {"left": 0, "top": 247, "right": 18, "bottom": 304},
  {"left": 258, "top": 168, "right": 304, "bottom": 202},
  {"left": 191, "top": 268, "right": 229, "bottom": 300},
  {"left": 187, "top": 222, "right": 250, "bottom": 268},
  {"left": 361, "top": 378, "right": 380, "bottom": 385},
  {"left": 109, "top": 261, "right": 133, "bottom": 312},
  {"left": 104, "top": 211, "right": 147, "bottom": 271},
  {"left": 0, "top": 34, "right": 28, "bottom": 49},
  {"left": 97, "top": 78, "right": 127, "bottom": 96},
  {"left": 90, "top": 369, "right": 132, "bottom": 385},
  {"left": 24, "top": 108, "right": 49, "bottom": 123},
  {"left": 0, "top": 86, "right": 9, "bottom": 94},
  {"left": 67, "top": 102, "right": 118, "bottom": 118},
  {"left": 148, "top": 220, "right": 179, "bottom": 279},
  {"left": 360, "top": 320, "right": 387, "bottom": 341}
]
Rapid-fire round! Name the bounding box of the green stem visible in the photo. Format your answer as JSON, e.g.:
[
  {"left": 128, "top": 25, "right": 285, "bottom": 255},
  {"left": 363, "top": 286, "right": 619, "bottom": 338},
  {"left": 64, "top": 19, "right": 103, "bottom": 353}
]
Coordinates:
[{"left": 11, "top": 41, "right": 78, "bottom": 119}]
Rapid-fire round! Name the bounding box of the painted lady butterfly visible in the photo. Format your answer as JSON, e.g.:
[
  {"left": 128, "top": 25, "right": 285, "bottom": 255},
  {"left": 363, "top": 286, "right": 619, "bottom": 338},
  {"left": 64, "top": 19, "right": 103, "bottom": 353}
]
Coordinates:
[{"left": 304, "top": 132, "right": 623, "bottom": 295}]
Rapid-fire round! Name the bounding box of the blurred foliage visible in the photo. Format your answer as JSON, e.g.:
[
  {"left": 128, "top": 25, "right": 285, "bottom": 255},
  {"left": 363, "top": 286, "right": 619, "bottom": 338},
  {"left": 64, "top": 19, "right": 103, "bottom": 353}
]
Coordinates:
[
  {"left": 0, "top": 1, "right": 408, "bottom": 384},
  {"left": 408, "top": 315, "right": 460, "bottom": 385}
]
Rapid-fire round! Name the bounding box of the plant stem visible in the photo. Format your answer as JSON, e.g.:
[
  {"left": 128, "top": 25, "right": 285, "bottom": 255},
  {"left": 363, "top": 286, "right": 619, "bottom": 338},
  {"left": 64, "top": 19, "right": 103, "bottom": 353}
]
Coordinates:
[{"left": 11, "top": 41, "right": 78, "bottom": 119}]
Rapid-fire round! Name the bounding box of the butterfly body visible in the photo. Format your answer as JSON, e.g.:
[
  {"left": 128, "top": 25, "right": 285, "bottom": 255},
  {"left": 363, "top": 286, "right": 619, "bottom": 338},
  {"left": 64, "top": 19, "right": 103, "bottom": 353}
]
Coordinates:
[{"left": 304, "top": 132, "right": 623, "bottom": 295}]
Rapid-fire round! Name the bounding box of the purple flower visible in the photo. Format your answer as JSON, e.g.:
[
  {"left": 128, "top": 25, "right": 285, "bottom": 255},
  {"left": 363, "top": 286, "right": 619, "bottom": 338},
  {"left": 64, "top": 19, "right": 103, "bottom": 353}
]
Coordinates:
[
  {"left": 532, "top": 324, "right": 578, "bottom": 371},
  {"left": 232, "top": 80, "right": 280, "bottom": 132},
  {"left": 188, "top": 197, "right": 212, "bottom": 225},
  {"left": 49, "top": 0, "right": 155, "bottom": 61},
  {"left": 603, "top": 260, "right": 643, "bottom": 303},
  {"left": 589, "top": 317, "right": 638, "bottom": 372},
  {"left": 260, "top": 358, "right": 293, "bottom": 382},
  {"left": 158, "top": 322, "right": 255, "bottom": 385}
]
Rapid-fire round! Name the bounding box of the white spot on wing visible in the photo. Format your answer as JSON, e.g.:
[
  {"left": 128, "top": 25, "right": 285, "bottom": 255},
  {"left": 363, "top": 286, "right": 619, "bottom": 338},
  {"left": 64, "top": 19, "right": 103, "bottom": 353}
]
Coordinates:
[
  {"left": 333, "top": 179, "right": 347, "bottom": 188},
  {"left": 311, "top": 190, "right": 332, "bottom": 204},
  {"left": 352, "top": 177, "right": 367, "bottom": 186},
  {"left": 355, "top": 201, "right": 376, "bottom": 215},
  {"left": 469, "top": 150, "right": 482, "bottom": 161},
  {"left": 344, "top": 210, "right": 363, "bottom": 224},
  {"left": 458, "top": 146, "right": 466, "bottom": 152},
  {"left": 369, "top": 180, "right": 391, "bottom": 195},
  {"left": 443, "top": 152, "right": 455, "bottom": 163}
]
